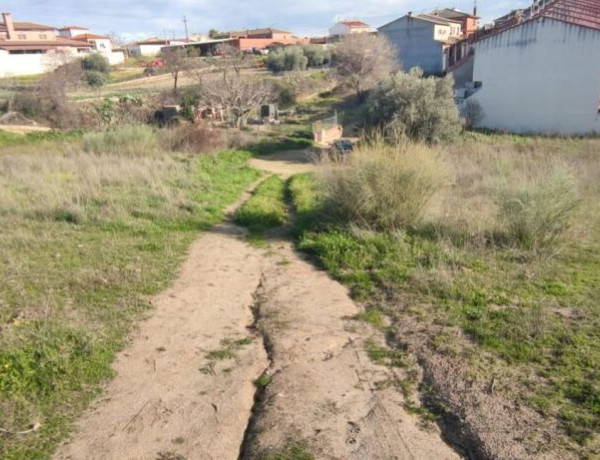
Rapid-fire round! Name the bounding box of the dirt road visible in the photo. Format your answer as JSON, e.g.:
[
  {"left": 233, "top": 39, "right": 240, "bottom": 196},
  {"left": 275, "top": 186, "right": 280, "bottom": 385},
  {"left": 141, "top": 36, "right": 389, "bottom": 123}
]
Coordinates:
[{"left": 55, "top": 153, "right": 461, "bottom": 460}]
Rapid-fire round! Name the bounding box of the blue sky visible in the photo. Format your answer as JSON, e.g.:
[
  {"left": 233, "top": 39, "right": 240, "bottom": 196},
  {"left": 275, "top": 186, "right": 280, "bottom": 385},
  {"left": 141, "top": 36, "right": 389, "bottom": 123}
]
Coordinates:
[{"left": 7, "top": 0, "right": 530, "bottom": 41}]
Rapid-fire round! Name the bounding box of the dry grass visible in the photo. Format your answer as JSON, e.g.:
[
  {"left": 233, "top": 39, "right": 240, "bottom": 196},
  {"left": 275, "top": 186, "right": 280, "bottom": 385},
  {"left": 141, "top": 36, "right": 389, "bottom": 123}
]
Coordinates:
[
  {"left": 0, "top": 127, "right": 260, "bottom": 458},
  {"left": 294, "top": 133, "right": 600, "bottom": 456},
  {"left": 320, "top": 141, "right": 447, "bottom": 230}
]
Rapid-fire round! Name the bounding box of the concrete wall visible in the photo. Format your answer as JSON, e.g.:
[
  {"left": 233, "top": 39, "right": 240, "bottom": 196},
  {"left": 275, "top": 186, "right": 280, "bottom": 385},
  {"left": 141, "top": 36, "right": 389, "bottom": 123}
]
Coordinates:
[
  {"left": 0, "top": 51, "right": 72, "bottom": 77},
  {"left": 471, "top": 18, "right": 600, "bottom": 135},
  {"left": 130, "top": 44, "right": 164, "bottom": 56},
  {"left": 0, "top": 30, "right": 56, "bottom": 41},
  {"left": 0, "top": 50, "right": 124, "bottom": 77},
  {"left": 379, "top": 17, "right": 445, "bottom": 74}
]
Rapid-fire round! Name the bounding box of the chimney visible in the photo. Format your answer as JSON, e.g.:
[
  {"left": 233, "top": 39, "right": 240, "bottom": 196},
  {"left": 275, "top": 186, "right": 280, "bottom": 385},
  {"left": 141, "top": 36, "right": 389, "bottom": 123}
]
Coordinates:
[
  {"left": 473, "top": 0, "right": 478, "bottom": 17},
  {"left": 2, "top": 12, "right": 14, "bottom": 40}
]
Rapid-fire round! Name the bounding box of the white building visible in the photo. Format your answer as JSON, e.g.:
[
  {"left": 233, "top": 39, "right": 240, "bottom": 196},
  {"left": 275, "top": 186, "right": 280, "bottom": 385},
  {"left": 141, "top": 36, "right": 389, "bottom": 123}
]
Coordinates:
[
  {"left": 468, "top": 0, "right": 600, "bottom": 135},
  {"left": 329, "top": 21, "right": 371, "bottom": 37}
]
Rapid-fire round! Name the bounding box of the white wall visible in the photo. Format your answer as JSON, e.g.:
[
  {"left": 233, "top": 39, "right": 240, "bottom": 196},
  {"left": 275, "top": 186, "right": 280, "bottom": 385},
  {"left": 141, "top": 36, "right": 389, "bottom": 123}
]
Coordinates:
[
  {"left": 329, "top": 23, "right": 350, "bottom": 36},
  {"left": 0, "top": 49, "right": 124, "bottom": 77},
  {"left": 0, "top": 50, "right": 80, "bottom": 77},
  {"left": 130, "top": 44, "right": 164, "bottom": 56},
  {"left": 471, "top": 18, "right": 600, "bottom": 135}
]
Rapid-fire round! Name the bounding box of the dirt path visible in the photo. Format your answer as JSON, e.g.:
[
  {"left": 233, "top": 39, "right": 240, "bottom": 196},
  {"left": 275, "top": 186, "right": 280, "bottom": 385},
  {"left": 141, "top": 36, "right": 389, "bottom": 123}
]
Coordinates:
[{"left": 55, "top": 153, "right": 461, "bottom": 460}]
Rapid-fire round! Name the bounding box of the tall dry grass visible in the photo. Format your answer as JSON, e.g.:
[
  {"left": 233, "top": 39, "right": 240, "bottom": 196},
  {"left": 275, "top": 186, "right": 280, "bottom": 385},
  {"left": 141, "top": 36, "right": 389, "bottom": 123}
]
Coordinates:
[{"left": 320, "top": 141, "right": 447, "bottom": 230}]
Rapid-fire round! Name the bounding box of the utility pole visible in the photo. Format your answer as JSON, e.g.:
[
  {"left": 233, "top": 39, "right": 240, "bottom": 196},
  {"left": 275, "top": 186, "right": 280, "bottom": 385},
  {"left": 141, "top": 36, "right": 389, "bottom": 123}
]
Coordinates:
[{"left": 183, "top": 15, "right": 189, "bottom": 41}]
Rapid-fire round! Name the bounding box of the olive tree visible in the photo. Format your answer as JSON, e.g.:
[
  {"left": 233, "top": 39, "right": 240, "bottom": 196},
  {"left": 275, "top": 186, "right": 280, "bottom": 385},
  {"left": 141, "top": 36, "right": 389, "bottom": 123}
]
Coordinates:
[
  {"left": 333, "top": 34, "right": 397, "bottom": 102},
  {"left": 365, "top": 68, "right": 463, "bottom": 143}
]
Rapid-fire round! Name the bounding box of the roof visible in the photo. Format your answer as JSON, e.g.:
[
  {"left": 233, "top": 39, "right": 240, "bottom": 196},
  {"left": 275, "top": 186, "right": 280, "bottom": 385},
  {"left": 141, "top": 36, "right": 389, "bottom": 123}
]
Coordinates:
[
  {"left": 73, "top": 33, "right": 110, "bottom": 40},
  {"left": 479, "top": 0, "right": 600, "bottom": 41},
  {"left": 221, "top": 28, "right": 291, "bottom": 37},
  {"left": 59, "top": 25, "right": 89, "bottom": 30},
  {"left": 0, "top": 21, "right": 56, "bottom": 32},
  {"left": 540, "top": 0, "right": 600, "bottom": 31},
  {"left": 340, "top": 21, "right": 369, "bottom": 28},
  {"left": 416, "top": 14, "right": 462, "bottom": 26},
  {"left": 431, "top": 8, "right": 478, "bottom": 19},
  {"left": 0, "top": 37, "right": 93, "bottom": 50},
  {"left": 136, "top": 37, "right": 170, "bottom": 45}
]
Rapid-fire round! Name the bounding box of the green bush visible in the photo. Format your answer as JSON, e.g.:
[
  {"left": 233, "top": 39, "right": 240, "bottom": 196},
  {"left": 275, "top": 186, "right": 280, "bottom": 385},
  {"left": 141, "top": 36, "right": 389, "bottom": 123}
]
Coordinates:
[
  {"left": 497, "top": 167, "right": 580, "bottom": 251},
  {"left": 321, "top": 141, "right": 446, "bottom": 230},
  {"left": 366, "top": 68, "right": 463, "bottom": 143},
  {"left": 85, "top": 70, "right": 108, "bottom": 87},
  {"left": 81, "top": 53, "right": 110, "bottom": 74},
  {"left": 83, "top": 124, "right": 158, "bottom": 156}
]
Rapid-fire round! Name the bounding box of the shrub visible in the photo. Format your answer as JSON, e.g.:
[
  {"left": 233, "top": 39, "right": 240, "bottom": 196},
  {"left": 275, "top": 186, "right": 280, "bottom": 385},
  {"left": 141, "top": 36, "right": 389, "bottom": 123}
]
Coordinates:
[
  {"left": 321, "top": 141, "right": 447, "bottom": 230},
  {"left": 273, "top": 80, "right": 297, "bottom": 106},
  {"left": 83, "top": 124, "right": 158, "bottom": 156},
  {"left": 496, "top": 167, "right": 580, "bottom": 252},
  {"left": 11, "top": 90, "right": 42, "bottom": 118},
  {"left": 461, "top": 99, "right": 484, "bottom": 130},
  {"left": 366, "top": 68, "right": 463, "bottom": 143},
  {"left": 266, "top": 46, "right": 310, "bottom": 72},
  {"left": 85, "top": 70, "right": 108, "bottom": 87},
  {"left": 303, "top": 45, "right": 331, "bottom": 67},
  {"left": 159, "top": 124, "right": 228, "bottom": 154},
  {"left": 81, "top": 53, "right": 110, "bottom": 74}
]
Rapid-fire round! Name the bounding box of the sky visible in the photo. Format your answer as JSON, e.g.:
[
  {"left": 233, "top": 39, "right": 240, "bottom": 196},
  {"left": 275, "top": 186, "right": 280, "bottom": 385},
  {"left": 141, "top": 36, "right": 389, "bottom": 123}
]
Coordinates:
[{"left": 6, "top": 0, "right": 531, "bottom": 42}]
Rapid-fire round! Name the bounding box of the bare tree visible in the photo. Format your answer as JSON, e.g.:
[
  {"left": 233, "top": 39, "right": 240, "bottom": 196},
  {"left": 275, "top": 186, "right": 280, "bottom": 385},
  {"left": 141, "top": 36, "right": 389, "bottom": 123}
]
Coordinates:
[
  {"left": 333, "top": 34, "right": 398, "bottom": 102},
  {"left": 202, "top": 59, "right": 273, "bottom": 128},
  {"left": 162, "top": 47, "right": 192, "bottom": 92}
]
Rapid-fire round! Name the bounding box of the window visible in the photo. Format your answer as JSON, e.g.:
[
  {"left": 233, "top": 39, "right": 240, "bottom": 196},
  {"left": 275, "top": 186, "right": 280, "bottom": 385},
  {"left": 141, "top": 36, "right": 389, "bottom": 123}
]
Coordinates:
[
  {"left": 17, "top": 33, "right": 26, "bottom": 40},
  {"left": 39, "top": 34, "right": 47, "bottom": 40}
]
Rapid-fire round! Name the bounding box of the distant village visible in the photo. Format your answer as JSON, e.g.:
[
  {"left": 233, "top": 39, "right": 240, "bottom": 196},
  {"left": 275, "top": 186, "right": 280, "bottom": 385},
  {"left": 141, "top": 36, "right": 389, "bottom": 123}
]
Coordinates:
[{"left": 1, "top": 0, "right": 599, "bottom": 134}]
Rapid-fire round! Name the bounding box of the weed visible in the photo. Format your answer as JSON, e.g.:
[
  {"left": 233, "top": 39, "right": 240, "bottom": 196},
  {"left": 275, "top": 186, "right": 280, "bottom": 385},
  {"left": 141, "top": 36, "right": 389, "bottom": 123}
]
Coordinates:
[
  {"left": 254, "top": 373, "right": 272, "bottom": 388},
  {"left": 355, "top": 308, "right": 386, "bottom": 329},
  {"left": 257, "top": 440, "right": 314, "bottom": 460},
  {"left": 364, "top": 340, "right": 407, "bottom": 368}
]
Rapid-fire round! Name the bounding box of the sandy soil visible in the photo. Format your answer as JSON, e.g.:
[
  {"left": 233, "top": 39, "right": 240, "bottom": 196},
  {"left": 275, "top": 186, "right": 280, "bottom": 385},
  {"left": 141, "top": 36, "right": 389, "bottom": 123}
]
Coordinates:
[{"left": 55, "top": 153, "right": 461, "bottom": 460}]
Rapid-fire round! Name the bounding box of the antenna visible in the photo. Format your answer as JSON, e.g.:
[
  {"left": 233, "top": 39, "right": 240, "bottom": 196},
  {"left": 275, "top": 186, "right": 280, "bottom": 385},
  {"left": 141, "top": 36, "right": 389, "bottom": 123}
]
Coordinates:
[{"left": 183, "top": 15, "right": 189, "bottom": 40}]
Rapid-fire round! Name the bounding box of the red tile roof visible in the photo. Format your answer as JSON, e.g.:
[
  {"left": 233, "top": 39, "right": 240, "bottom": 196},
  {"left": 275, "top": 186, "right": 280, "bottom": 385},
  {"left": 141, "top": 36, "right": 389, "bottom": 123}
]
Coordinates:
[
  {"left": 540, "top": 0, "right": 600, "bottom": 31},
  {"left": 341, "top": 21, "right": 369, "bottom": 28},
  {"left": 474, "top": 0, "right": 600, "bottom": 43},
  {"left": 73, "top": 33, "right": 110, "bottom": 40},
  {"left": 0, "top": 21, "right": 56, "bottom": 31},
  {"left": 0, "top": 37, "right": 93, "bottom": 51},
  {"left": 59, "top": 26, "right": 89, "bottom": 30}
]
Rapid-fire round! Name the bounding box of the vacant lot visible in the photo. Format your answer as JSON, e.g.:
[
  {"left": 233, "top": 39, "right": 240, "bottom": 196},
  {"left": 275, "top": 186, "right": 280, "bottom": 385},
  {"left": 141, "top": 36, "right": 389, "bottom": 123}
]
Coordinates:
[
  {"left": 289, "top": 133, "right": 600, "bottom": 458},
  {"left": 0, "top": 128, "right": 260, "bottom": 458}
]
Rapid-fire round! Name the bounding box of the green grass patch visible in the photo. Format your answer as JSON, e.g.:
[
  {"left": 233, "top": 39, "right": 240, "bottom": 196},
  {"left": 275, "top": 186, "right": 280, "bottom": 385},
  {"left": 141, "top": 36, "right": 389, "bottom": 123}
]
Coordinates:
[
  {"left": 235, "top": 175, "right": 287, "bottom": 232},
  {"left": 247, "top": 135, "right": 313, "bottom": 156},
  {"left": 0, "top": 145, "right": 259, "bottom": 458},
  {"left": 0, "top": 129, "right": 83, "bottom": 148}
]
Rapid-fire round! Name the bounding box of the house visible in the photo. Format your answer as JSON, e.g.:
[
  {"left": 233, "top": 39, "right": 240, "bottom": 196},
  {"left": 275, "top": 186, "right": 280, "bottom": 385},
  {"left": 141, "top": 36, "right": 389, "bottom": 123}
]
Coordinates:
[
  {"left": 213, "top": 28, "right": 293, "bottom": 41},
  {"left": 378, "top": 13, "right": 463, "bottom": 74},
  {"left": 465, "top": 0, "right": 600, "bottom": 135},
  {"left": 58, "top": 26, "right": 124, "bottom": 65},
  {"left": 0, "top": 13, "right": 94, "bottom": 77},
  {"left": 430, "top": 8, "right": 479, "bottom": 38},
  {"left": 170, "top": 28, "right": 309, "bottom": 56},
  {"left": 329, "top": 21, "right": 371, "bottom": 37}
]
